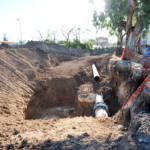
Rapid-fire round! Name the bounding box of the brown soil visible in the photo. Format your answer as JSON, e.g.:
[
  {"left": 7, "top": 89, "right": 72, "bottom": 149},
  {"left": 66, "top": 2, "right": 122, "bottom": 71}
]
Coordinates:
[
  {"left": 0, "top": 42, "right": 149, "bottom": 150},
  {"left": 26, "top": 41, "right": 90, "bottom": 57}
]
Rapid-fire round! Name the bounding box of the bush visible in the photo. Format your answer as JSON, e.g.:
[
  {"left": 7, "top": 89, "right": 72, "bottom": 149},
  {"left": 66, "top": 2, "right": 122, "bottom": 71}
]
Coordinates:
[
  {"left": 98, "top": 48, "right": 111, "bottom": 54},
  {"left": 58, "top": 39, "right": 94, "bottom": 50},
  {"left": 82, "top": 40, "right": 94, "bottom": 50},
  {"left": 44, "top": 39, "right": 55, "bottom": 44}
]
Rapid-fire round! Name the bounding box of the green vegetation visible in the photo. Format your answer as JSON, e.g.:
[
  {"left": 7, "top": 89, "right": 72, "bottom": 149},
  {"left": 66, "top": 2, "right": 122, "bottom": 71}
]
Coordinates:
[
  {"left": 44, "top": 39, "right": 56, "bottom": 44},
  {"left": 46, "top": 38, "right": 94, "bottom": 50},
  {"left": 92, "top": 0, "right": 128, "bottom": 42},
  {"left": 92, "top": 0, "right": 150, "bottom": 52},
  {"left": 98, "top": 48, "right": 111, "bottom": 55},
  {"left": 44, "top": 38, "right": 112, "bottom": 55}
]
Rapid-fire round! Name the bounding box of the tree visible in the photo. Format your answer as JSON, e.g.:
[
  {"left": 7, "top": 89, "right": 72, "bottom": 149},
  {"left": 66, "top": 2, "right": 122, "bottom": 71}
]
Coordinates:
[
  {"left": 45, "top": 28, "right": 59, "bottom": 43},
  {"left": 36, "top": 28, "right": 44, "bottom": 41},
  {"left": 82, "top": 40, "right": 94, "bottom": 50},
  {"left": 3, "top": 34, "right": 8, "bottom": 41},
  {"left": 82, "top": 28, "right": 91, "bottom": 40},
  {"left": 58, "top": 39, "right": 94, "bottom": 50},
  {"left": 71, "top": 38, "right": 81, "bottom": 48},
  {"left": 61, "top": 26, "right": 74, "bottom": 47},
  {"left": 51, "top": 28, "right": 59, "bottom": 42},
  {"left": 92, "top": 0, "right": 150, "bottom": 54},
  {"left": 46, "top": 29, "right": 52, "bottom": 40},
  {"left": 72, "top": 27, "right": 80, "bottom": 39}
]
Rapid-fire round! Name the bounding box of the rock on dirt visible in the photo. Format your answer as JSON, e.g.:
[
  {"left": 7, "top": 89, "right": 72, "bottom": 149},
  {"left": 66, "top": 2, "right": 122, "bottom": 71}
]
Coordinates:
[{"left": 118, "top": 125, "right": 128, "bottom": 131}]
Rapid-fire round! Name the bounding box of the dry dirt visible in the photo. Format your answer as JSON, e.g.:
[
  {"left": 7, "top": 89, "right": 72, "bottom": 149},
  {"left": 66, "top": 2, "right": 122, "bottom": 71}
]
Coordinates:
[{"left": 0, "top": 42, "right": 149, "bottom": 150}]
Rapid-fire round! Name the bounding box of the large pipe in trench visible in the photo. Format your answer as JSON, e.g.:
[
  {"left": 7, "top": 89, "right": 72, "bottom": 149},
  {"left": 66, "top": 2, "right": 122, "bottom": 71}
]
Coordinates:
[
  {"left": 94, "top": 94, "right": 108, "bottom": 118},
  {"left": 92, "top": 64, "right": 100, "bottom": 81}
]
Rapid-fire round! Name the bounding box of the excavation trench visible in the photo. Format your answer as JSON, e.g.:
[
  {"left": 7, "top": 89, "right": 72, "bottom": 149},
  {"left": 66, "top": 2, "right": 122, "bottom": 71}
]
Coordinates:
[
  {"left": 25, "top": 59, "right": 148, "bottom": 121},
  {"left": 25, "top": 76, "right": 125, "bottom": 120}
]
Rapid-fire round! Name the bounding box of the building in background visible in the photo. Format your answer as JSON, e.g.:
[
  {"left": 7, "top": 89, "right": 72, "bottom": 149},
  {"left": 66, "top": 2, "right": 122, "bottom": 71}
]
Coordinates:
[
  {"left": 140, "top": 33, "right": 150, "bottom": 54},
  {"left": 95, "top": 37, "right": 109, "bottom": 47},
  {"left": 141, "top": 33, "right": 150, "bottom": 46}
]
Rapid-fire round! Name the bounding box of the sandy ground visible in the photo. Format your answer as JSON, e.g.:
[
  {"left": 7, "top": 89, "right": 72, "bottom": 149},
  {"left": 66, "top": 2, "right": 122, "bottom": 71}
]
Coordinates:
[{"left": 0, "top": 116, "right": 126, "bottom": 150}]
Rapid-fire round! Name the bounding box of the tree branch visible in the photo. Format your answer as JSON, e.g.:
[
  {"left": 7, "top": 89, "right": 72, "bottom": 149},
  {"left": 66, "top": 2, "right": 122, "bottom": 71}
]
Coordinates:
[{"left": 121, "top": 33, "right": 126, "bottom": 38}]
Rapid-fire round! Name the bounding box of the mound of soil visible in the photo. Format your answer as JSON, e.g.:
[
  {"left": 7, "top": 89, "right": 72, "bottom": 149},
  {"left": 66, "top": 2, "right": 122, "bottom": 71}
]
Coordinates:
[
  {"left": 0, "top": 43, "right": 12, "bottom": 49},
  {"left": 26, "top": 41, "right": 90, "bottom": 57}
]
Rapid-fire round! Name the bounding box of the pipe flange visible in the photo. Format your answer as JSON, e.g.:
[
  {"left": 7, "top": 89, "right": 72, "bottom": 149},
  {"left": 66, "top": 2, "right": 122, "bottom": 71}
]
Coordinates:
[{"left": 93, "top": 102, "right": 109, "bottom": 114}]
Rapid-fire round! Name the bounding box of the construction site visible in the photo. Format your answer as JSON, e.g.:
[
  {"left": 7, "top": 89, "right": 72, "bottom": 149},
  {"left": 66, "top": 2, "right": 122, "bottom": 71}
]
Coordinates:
[{"left": 0, "top": 40, "right": 150, "bottom": 150}]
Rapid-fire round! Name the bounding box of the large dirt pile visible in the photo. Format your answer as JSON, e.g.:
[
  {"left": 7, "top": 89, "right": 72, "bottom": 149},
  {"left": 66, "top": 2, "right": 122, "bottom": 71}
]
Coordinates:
[{"left": 26, "top": 41, "right": 90, "bottom": 57}]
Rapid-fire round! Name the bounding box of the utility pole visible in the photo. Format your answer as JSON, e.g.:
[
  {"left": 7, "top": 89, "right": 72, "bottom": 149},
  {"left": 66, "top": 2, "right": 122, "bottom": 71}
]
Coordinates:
[
  {"left": 78, "top": 27, "right": 81, "bottom": 41},
  {"left": 17, "top": 19, "right": 22, "bottom": 44}
]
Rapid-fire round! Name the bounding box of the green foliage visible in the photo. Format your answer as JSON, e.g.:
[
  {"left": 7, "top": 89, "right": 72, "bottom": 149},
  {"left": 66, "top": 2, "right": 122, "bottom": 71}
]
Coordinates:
[
  {"left": 98, "top": 48, "right": 111, "bottom": 54},
  {"left": 93, "top": 0, "right": 150, "bottom": 39},
  {"left": 58, "top": 40, "right": 65, "bottom": 45},
  {"left": 132, "top": 14, "right": 137, "bottom": 27},
  {"left": 93, "top": 0, "right": 128, "bottom": 38},
  {"left": 70, "top": 38, "right": 81, "bottom": 49},
  {"left": 82, "top": 40, "right": 94, "bottom": 50},
  {"left": 58, "top": 38, "right": 94, "bottom": 50},
  {"left": 139, "top": 0, "right": 150, "bottom": 30},
  {"left": 44, "top": 39, "right": 56, "bottom": 44}
]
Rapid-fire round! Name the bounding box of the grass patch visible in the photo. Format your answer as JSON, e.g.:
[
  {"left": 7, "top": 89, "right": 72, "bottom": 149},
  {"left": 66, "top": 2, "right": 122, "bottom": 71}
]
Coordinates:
[{"left": 98, "top": 48, "right": 111, "bottom": 54}]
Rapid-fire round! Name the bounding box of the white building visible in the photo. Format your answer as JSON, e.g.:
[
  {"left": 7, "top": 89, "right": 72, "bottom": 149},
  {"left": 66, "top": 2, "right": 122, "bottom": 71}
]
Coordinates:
[{"left": 95, "top": 37, "right": 109, "bottom": 47}]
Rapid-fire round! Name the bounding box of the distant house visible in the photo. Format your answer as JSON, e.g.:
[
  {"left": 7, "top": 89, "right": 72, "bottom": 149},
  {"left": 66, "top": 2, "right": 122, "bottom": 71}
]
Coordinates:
[
  {"left": 95, "top": 37, "right": 109, "bottom": 47},
  {"left": 140, "top": 33, "right": 150, "bottom": 54},
  {"left": 141, "top": 33, "right": 150, "bottom": 46}
]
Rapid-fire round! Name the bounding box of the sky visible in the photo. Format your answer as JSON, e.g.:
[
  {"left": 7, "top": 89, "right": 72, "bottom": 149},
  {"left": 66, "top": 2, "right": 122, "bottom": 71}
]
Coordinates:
[{"left": 0, "top": 0, "right": 117, "bottom": 43}]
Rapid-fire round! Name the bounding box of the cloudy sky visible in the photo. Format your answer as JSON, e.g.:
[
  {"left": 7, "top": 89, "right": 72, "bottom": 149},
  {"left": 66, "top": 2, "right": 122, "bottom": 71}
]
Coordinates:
[{"left": 0, "top": 0, "right": 117, "bottom": 43}]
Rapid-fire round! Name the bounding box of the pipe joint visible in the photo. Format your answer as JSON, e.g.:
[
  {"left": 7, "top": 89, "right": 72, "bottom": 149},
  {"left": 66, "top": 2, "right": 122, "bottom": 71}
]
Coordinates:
[{"left": 93, "top": 102, "right": 109, "bottom": 114}]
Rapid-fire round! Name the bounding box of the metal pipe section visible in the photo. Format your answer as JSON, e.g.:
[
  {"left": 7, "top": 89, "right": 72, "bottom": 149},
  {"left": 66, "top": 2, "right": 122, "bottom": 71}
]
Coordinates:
[
  {"left": 93, "top": 94, "right": 108, "bottom": 118},
  {"left": 92, "top": 64, "right": 100, "bottom": 81}
]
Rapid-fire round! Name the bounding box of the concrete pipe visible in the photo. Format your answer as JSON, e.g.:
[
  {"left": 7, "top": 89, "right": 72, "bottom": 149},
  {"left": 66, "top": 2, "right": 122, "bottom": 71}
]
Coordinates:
[
  {"left": 93, "top": 94, "right": 108, "bottom": 118},
  {"left": 92, "top": 64, "right": 100, "bottom": 81}
]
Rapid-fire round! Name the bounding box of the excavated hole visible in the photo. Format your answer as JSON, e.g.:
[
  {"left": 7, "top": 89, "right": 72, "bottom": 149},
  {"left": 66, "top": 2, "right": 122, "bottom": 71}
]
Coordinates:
[
  {"left": 25, "top": 91, "right": 120, "bottom": 120},
  {"left": 137, "top": 79, "right": 145, "bottom": 89},
  {"left": 104, "top": 95, "right": 121, "bottom": 117},
  {"left": 25, "top": 75, "right": 146, "bottom": 120},
  {"left": 25, "top": 78, "right": 124, "bottom": 120},
  {"left": 25, "top": 88, "right": 122, "bottom": 120},
  {"left": 146, "top": 103, "right": 150, "bottom": 113}
]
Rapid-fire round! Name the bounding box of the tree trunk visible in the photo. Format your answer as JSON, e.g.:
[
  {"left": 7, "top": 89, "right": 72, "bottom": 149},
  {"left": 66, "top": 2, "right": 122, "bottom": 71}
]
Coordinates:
[
  {"left": 67, "top": 39, "right": 68, "bottom": 48},
  {"left": 126, "top": 0, "right": 143, "bottom": 53},
  {"left": 54, "top": 36, "right": 56, "bottom": 43},
  {"left": 116, "top": 30, "right": 123, "bottom": 56},
  {"left": 126, "top": 0, "right": 136, "bottom": 44},
  {"left": 126, "top": 16, "right": 143, "bottom": 52}
]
